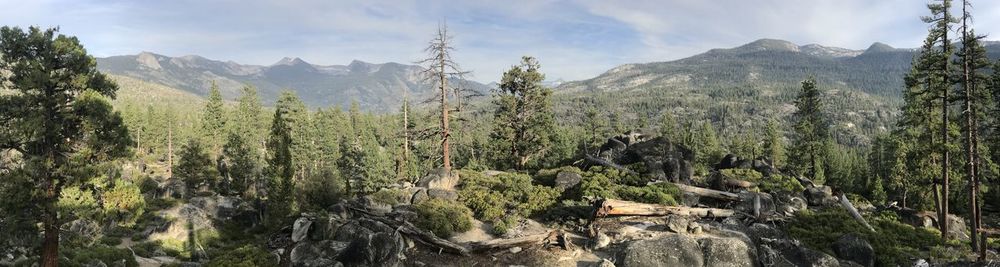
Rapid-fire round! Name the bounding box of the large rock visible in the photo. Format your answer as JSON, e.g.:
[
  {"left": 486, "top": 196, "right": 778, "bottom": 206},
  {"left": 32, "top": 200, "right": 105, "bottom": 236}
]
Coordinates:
[
  {"left": 758, "top": 238, "right": 840, "bottom": 267},
  {"left": 417, "top": 168, "right": 458, "bottom": 190},
  {"left": 699, "top": 237, "right": 756, "bottom": 267},
  {"left": 409, "top": 187, "right": 429, "bottom": 205},
  {"left": 308, "top": 216, "right": 347, "bottom": 241},
  {"left": 331, "top": 219, "right": 405, "bottom": 267},
  {"left": 426, "top": 188, "right": 458, "bottom": 201},
  {"left": 833, "top": 234, "right": 874, "bottom": 267},
  {"left": 734, "top": 191, "right": 775, "bottom": 218},
  {"left": 805, "top": 186, "right": 838, "bottom": 207},
  {"left": 289, "top": 240, "right": 349, "bottom": 267},
  {"left": 621, "top": 233, "right": 704, "bottom": 267},
  {"left": 149, "top": 204, "right": 215, "bottom": 246},
  {"left": 618, "top": 136, "right": 695, "bottom": 183},
  {"left": 292, "top": 217, "right": 313, "bottom": 243},
  {"left": 554, "top": 171, "right": 583, "bottom": 190}
]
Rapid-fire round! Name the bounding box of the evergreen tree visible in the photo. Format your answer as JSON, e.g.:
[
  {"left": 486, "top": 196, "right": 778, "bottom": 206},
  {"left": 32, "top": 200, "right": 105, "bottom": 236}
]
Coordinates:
[
  {"left": 175, "top": 139, "right": 219, "bottom": 195},
  {"left": 790, "top": 77, "right": 829, "bottom": 183},
  {"left": 490, "top": 56, "right": 556, "bottom": 170},
  {"left": 232, "top": 85, "right": 267, "bottom": 166},
  {"left": 955, "top": 0, "right": 992, "bottom": 248},
  {"left": 763, "top": 119, "right": 786, "bottom": 168},
  {"left": 0, "top": 26, "right": 131, "bottom": 266},
  {"left": 583, "top": 106, "right": 608, "bottom": 155},
  {"left": 218, "top": 133, "right": 256, "bottom": 197},
  {"left": 658, "top": 112, "right": 680, "bottom": 142},
  {"left": 201, "top": 81, "right": 226, "bottom": 155},
  {"left": 264, "top": 92, "right": 296, "bottom": 224},
  {"left": 921, "top": 0, "right": 957, "bottom": 238}
]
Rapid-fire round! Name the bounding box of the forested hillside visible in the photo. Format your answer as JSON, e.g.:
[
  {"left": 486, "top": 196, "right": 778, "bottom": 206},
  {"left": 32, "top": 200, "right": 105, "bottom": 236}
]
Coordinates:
[{"left": 3, "top": 1, "right": 1000, "bottom": 266}]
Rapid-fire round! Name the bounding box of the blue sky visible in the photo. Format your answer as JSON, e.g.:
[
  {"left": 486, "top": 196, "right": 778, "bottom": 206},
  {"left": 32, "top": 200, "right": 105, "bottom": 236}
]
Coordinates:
[{"left": 2, "top": 0, "right": 999, "bottom": 83}]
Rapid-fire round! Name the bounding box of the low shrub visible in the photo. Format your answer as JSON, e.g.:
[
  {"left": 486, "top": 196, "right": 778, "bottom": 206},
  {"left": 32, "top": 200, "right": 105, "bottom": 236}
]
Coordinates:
[
  {"left": 615, "top": 182, "right": 680, "bottom": 206},
  {"left": 786, "top": 209, "right": 947, "bottom": 266},
  {"left": 98, "top": 236, "right": 122, "bottom": 246},
  {"left": 61, "top": 245, "right": 139, "bottom": 267},
  {"left": 413, "top": 198, "right": 474, "bottom": 238},
  {"left": 458, "top": 170, "right": 561, "bottom": 234},
  {"left": 719, "top": 169, "right": 803, "bottom": 193},
  {"left": 370, "top": 188, "right": 406, "bottom": 206},
  {"left": 204, "top": 245, "right": 278, "bottom": 267}
]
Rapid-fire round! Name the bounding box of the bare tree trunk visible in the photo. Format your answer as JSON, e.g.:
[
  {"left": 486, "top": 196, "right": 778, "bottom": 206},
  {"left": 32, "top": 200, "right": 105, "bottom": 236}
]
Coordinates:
[
  {"left": 940, "top": 7, "right": 951, "bottom": 238},
  {"left": 40, "top": 175, "right": 59, "bottom": 267},
  {"left": 167, "top": 126, "right": 174, "bottom": 179},
  {"left": 439, "top": 39, "right": 451, "bottom": 175},
  {"left": 960, "top": 1, "right": 979, "bottom": 249}
]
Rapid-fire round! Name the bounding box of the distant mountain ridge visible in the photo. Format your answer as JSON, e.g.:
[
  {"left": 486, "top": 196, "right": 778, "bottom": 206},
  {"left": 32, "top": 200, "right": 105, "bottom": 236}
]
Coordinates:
[{"left": 97, "top": 52, "right": 490, "bottom": 112}]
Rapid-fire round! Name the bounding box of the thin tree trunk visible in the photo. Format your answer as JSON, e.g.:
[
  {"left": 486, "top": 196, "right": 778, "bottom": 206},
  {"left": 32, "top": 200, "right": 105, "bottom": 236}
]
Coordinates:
[
  {"left": 40, "top": 174, "right": 59, "bottom": 267},
  {"left": 439, "top": 37, "right": 451, "bottom": 174},
  {"left": 961, "top": 1, "right": 979, "bottom": 249},
  {"left": 940, "top": 6, "right": 951, "bottom": 238},
  {"left": 167, "top": 126, "right": 174, "bottom": 179}
]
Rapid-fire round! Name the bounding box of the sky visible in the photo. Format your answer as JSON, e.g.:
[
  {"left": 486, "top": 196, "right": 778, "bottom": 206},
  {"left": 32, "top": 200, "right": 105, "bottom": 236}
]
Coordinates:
[{"left": 2, "top": 0, "right": 999, "bottom": 83}]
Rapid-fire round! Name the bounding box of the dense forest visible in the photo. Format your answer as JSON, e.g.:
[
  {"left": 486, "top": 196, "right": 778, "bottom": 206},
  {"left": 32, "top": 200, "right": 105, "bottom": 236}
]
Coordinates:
[{"left": 3, "top": 0, "right": 1000, "bottom": 267}]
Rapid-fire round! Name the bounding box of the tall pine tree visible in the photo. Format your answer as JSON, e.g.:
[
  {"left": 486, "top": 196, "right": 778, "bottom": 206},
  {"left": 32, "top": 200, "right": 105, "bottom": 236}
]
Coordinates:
[
  {"left": 790, "top": 77, "right": 829, "bottom": 183},
  {"left": 490, "top": 56, "right": 556, "bottom": 170}
]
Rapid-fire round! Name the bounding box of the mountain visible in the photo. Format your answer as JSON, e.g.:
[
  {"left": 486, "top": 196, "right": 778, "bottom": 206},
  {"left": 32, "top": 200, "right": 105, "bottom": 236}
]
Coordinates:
[
  {"left": 97, "top": 53, "right": 491, "bottom": 112},
  {"left": 554, "top": 39, "right": 1000, "bottom": 146}
]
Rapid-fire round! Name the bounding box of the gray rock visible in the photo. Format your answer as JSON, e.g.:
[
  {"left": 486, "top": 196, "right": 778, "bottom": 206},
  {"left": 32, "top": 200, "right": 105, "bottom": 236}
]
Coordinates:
[
  {"left": 308, "top": 216, "right": 346, "bottom": 241},
  {"left": 664, "top": 215, "right": 693, "bottom": 234},
  {"left": 805, "top": 186, "right": 838, "bottom": 207},
  {"left": 339, "top": 232, "right": 405, "bottom": 267},
  {"left": 735, "top": 191, "right": 775, "bottom": 217},
  {"left": 509, "top": 246, "right": 522, "bottom": 254},
  {"left": 427, "top": 188, "right": 458, "bottom": 201},
  {"left": 597, "top": 259, "right": 616, "bottom": 267},
  {"left": 417, "top": 168, "right": 459, "bottom": 190},
  {"left": 593, "top": 232, "right": 611, "bottom": 250},
  {"left": 621, "top": 233, "right": 704, "bottom": 267},
  {"left": 289, "top": 240, "right": 349, "bottom": 267},
  {"left": 699, "top": 237, "right": 755, "bottom": 267},
  {"left": 758, "top": 238, "right": 840, "bottom": 267},
  {"left": 409, "top": 187, "right": 429, "bottom": 205},
  {"left": 833, "top": 234, "right": 874, "bottom": 267},
  {"left": 555, "top": 171, "right": 583, "bottom": 190},
  {"left": 292, "top": 217, "right": 313, "bottom": 243}
]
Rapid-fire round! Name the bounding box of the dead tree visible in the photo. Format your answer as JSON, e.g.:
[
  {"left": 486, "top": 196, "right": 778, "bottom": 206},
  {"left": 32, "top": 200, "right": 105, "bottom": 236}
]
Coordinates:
[
  {"left": 593, "top": 199, "right": 735, "bottom": 218},
  {"left": 417, "top": 22, "right": 469, "bottom": 175}
]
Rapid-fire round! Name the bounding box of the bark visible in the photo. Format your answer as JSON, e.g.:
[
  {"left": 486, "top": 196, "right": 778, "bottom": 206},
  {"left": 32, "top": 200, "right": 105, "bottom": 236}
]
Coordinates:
[
  {"left": 593, "top": 199, "right": 735, "bottom": 218},
  {"left": 469, "top": 232, "right": 551, "bottom": 251},
  {"left": 438, "top": 34, "right": 451, "bottom": 175},
  {"left": 840, "top": 194, "right": 875, "bottom": 232},
  {"left": 940, "top": 3, "right": 951, "bottom": 239},
  {"left": 668, "top": 182, "right": 740, "bottom": 201},
  {"left": 960, "top": 1, "right": 979, "bottom": 249},
  {"left": 40, "top": 178, "right": 59, "bottom": 267}
]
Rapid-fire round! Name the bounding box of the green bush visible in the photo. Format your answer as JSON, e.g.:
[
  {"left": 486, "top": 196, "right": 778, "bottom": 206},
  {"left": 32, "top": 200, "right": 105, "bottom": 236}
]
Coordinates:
[
  {"left": 98, "top": 236, "right": 122, "bottom": 246},
  {"left": 370, "top": 188, "right": 405, "bottom": 206},
  {"left": 615, "top": 183, "right": 680, "bottom": 205},
  {"left": 205, "top": 245, "right": 278, "bottom": 267},
  {"left": 534, "top": 166, "right": 583, "bottom": 186},
  {"left": 298, "top": 169, "right": 345, "bottom": 211},
  {"left": 720, "top": 169, "right": 803, "bottom": 193},
  {"left": 458, "top": 170, "right": 560, "bottom": 234},
  {"left": 413, "top": 198, "right": 474, "bottom": 238},
  {"left": 61, "top": 245, "right": 139, "bottom": 267},
  {"left": 786, "top": 209, "right": 947, "bottom": 267}
]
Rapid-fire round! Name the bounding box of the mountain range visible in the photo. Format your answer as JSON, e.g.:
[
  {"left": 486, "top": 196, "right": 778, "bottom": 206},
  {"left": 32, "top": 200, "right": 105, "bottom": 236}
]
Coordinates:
[{"left": 96, "top": 53, "right": 491, "bottom": 112}]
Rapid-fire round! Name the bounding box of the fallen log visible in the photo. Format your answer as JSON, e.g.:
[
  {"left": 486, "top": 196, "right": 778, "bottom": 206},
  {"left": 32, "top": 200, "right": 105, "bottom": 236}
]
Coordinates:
[
  {"left": 593, "top": 199, "right": 735, "bottom": 218},
  {"left": 584, "top": 154, "right": 639, "bottom": 176},
  {"left": 839, "top": 194, "right": 875, "bottom": 232},
  {"left": 669, "top": 182, "right": 740, "bottom": 201},
  {"left": 469, "top": 232, "right": 551, "bottom": 252},
  {"left": 350, "top": 206, "right": 470, "bottom": 256}
]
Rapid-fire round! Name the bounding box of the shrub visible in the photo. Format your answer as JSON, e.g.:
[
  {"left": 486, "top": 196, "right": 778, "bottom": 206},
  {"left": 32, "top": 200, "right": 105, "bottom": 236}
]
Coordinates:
[
  {"left": 102, "top": 179, "right": 147, "bottom": 227},
  {"left": 370, "top": 188, "right": 405, "bottom": 206},
  {"left": 720, "top": 169, "right": 803, "bottom": 193},
  {"left": 204, "top": 245, "right": 278, "bottom": 267},
  {"left": 413, "top": 198, "right": 474, "bottom": 238},
  {"left": 62, "top": 245, "right": 138, "bottom": 267},
  {"left": 298, "top": 169, "right": 345, "bottom": 211},
  {"left": 615, "top": 183, "right": 680, "bottom": 205},
  {"left": 786, "top": 208, "right": 947, "bottom": 266},
  {"left": 98, "top": 236, "right": 122, "bottom": 246},
  {"left": 458, "top": 170, "right": 561, "bottom": 228}
]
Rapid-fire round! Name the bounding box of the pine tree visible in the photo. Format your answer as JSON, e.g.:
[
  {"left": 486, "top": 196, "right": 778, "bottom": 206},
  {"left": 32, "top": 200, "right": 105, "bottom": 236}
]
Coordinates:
[
  {"left": 264, "top": 92, "right": 296, "bottom": 225},
  {"left": 0, "top": 26, "right": 132, "bottom": 266},
  {"left": 922, "top": 0, "right": 957, "bottom": 238},
  {"left": 790, "top": 77, "right": 829, "bottom": 183},
  {"left": 583, "top": 106, "right": 608, "bottom": 155},
  {"left": 490, "top": 56, "right": 557, "bottom": 170},
  {"left": 955, "top": 0, "right": 991, "bottom": 249},
  {"left": 658, "top": 112, "right": 680, "bottom": 142},
  {"left": 201, "top": 81, "right": 226, "bottom": 155},
  {"left": 175, "top": 139, "right": 219, "bottom": 195},
  {"left": 763, "top": 119, "right": 786, "bottom": 168},
  {"left": 218, "top": 133, "right": 256, "bottom": 197}
]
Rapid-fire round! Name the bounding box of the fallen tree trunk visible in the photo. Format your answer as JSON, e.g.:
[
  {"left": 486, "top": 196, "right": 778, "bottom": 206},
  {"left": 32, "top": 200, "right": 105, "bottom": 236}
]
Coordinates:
[
  {"left": 469, "top": 232, "right": 551, "bottom": 252},
  {"left": 669, "top": 182, "right": 740, "bottom": 201},
  {"left": 350, "top": 206, "right": 470, "bottom": 256},
  {"left": 584, "top": 154, "right": 639, "bottom": 176},
  {"left": 593, "top": 199, "right": 735, "bottom": 218},
  {"left": 839, "top": 194, "right": 875, "bottom": 232}
]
